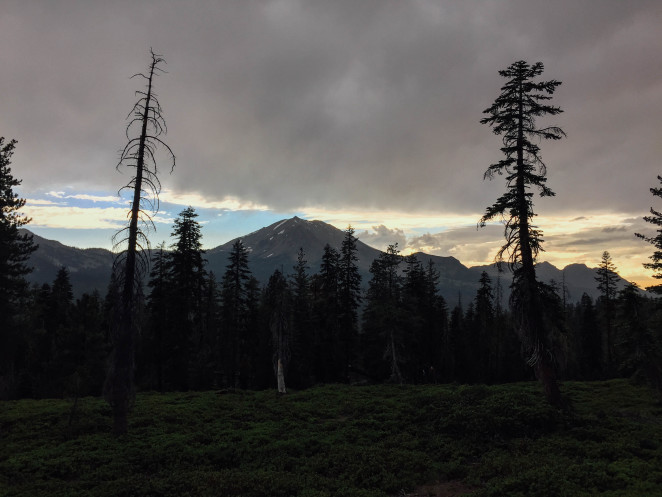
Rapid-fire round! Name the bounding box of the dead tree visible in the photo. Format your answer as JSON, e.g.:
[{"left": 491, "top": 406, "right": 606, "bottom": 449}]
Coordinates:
[{"left": 105, "top": 49, "right": 175, "bottom": 435}]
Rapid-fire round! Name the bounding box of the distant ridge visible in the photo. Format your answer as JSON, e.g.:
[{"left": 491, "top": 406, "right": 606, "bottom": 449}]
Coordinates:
[
  {"left": 23, "top": 219, "right": 632, "bottom": 302},
  {"left": 21, "top": 229, "right": 114, "bottom": 297}
]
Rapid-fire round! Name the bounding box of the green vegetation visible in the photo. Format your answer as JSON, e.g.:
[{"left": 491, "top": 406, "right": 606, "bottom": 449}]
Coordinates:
[{"left": 2, "top": 380, "right": 661, "bottom": 496}]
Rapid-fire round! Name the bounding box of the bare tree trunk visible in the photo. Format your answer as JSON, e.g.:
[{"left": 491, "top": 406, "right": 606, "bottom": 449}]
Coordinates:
[
  {"left": 105, "top": 49, "right": 174, "bottom": 435},
  {"left": 277, "top": 359, "right": 286, "bottom": 394},
  {"left": 388, "top": 326, "right": 403, "bottom": 384}
]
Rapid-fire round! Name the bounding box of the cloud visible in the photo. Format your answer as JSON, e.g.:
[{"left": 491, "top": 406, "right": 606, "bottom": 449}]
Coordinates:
[
  {"left": 4, "top": 0, "right": 660, "bottom": 218},
  {"left": 23, "top": 200, "right": 173, "bottom": 230},
  {"left": 67, "top": 193, "right": 121, "bottom": 203},
  {"left": 357, "top": 225, "right": 407, "bottom": 251},
  {"left": 46, "top": 191, "right": 121, "bottom": 203},
  {"left": 405, "top": 225, "right": 503, "bottom": 267},
  {"left": 160, "top": 189, "right": 270, "bottom": 211},
  {"left": 24, "top": 204, "right": 128, "bottom": 230},
  {"left": 2, "top": 1, "right": 661, "bottom": 288}
]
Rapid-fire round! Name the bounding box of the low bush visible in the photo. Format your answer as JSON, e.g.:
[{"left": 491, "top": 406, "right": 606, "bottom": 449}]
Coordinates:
[{"left": 1, "top": 380, "right": 661, "bottom": 496}]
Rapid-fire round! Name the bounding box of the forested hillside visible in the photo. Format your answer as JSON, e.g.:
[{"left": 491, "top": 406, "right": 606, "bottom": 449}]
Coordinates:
[{"left": 3, "top": 208, "right": 661, "bottom": 401}]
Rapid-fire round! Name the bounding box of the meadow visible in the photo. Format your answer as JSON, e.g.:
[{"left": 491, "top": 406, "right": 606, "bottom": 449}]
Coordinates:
[{"left": 2, "top": 380, "right": 661, "bottom": 496}]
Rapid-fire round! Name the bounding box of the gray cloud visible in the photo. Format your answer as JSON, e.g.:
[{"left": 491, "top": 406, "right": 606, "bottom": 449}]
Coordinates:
[
  {"left": 2, "top": 0, "right": 661, "bottom": 218},
  {"left": 357, "top": 225, "right": 407, "bottom": 251},
  {"left": 407, "top": 225, "right": 504, "bottom": 264}
]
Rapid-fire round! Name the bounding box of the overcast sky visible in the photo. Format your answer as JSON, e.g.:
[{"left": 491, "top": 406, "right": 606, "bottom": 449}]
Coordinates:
[{"left": 2, "top": 0, "right": 661, "bottom": 286}]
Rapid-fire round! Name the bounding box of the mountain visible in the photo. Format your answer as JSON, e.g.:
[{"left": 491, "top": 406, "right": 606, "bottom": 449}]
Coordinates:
[
  {"left": 21, "top": 230, "right": 114, "bottom": 297},
  {"left": 22, "top": 218, "right": 632, "bottom": 303},
  {"left": 205, "top": 216, "right": 381, "bottom": 283}
]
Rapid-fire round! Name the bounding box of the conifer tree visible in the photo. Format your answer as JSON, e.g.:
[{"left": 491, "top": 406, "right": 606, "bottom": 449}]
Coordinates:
[
  {"left": 474, "top": 271, "right": 495, "bottom": 381},
  {"left": 0, "top": 138, "right": 37, "bottom": 398},
  {"left": 576, "top": 293, "right": 602, "bottom": 379},
  {"left": 595, "top": 250, "right": 620, "bottom": 372},
  {"left": 220, "top": 239, "right": 251, "bottom": 388},
  {"left": 264, "top": 269, "right": 291, "bottom": 393},
  {"left": 338, "top": 226, "right": 362, "bottom": 381},
  {"left": 479, "top": 60, "right": 565, "bottom": 406},
  {"left": 616, "top": 283, "right": 662, "bottom": 398},
  {"left": 145, "top": 242, "right": 171, "bottom": 391},
  {"left": 169, "top": 206, "right": 207, "bottom": 389},
  {"left": 44, "top": 267, "right": 76, "bottom": 397},
  {"left": 106, "top": 49, "right": 174, "bottom": 434},
  {"left": 289, "top": 247, "right": 313, "bottom": 387},
  {"left": 312, "top": 244, "right": 340, "bottom": 382},
  {"left": 635, "top": 175, "right": 662, "bottom": 294},
  {"left": 401, "top": 254, "right": 427, "bottom": 380},
  {"left": 363, "top": 244, "right": 405, "bottom": 383}
]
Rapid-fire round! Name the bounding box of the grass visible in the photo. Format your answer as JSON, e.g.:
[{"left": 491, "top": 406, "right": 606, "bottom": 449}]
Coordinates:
[{"left": 1, "top": 380, "right": 661, "bottom": 496}]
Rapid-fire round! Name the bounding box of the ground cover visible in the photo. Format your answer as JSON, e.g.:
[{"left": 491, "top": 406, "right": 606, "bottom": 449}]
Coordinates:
[{"left": 1, "top": 380, "right": 661, "bottom": 496}]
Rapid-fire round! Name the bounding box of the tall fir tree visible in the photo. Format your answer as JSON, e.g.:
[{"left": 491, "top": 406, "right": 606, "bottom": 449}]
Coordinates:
[
  {"left": 220, "top": 239, "right": 252, "bottom": 388},
  {"left": 474, "top": 271, "right": 495, "bottom": 382},
  {"left": 479, "top": 60, "right": 565, "bottom": 407},
  {"left": 0, "top": 138, "right": 37, "bottom": 398},
  {"left": 595, "top": 250, "right": 620, "bottom": 373},
  {"left": 337, "top": 226, "right": 362, "bottom": 381},
  {"left": 362, "top": 244, "right": 405, "bottom": 383},
  {"left": 576, "top": 293, "right": 602, "bottom": 379},
  {"left": 144, "top": 242, "right": 171, "bottom": 391},
  {"left": 289, "top": 247, "right": 313, "bottom": 388},
  {"left": 263, "top": 269, "right": 292, "bottom": 393},
  {"left": 616, "top": 283, "right": 662, "bottom": 398},
  {"left": 43, "top": 267, "right": 76, "bottom": 397},
  {"left": 635, "top": 175, "right": 662, "bottom": 294},
  {"left": 169, "top": 207, "right": 207, "bottom": 390},
  {"left": 312, "top": 244, "right": 340, "bottom": 382}
]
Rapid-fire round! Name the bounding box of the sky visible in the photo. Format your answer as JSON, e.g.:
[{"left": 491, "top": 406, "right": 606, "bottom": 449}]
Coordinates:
[{"left": 2, "top": 0, "right": 661, "bottom": 288}]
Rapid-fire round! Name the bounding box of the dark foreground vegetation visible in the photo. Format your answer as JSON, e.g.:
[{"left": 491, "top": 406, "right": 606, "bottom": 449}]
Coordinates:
[{"left": 2, "top": 379, "right": 662, "bottom": 497}]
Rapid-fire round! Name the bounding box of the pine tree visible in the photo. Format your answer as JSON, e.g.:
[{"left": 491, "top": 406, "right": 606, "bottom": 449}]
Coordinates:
[
  {"left": 145, "top": 242, "right": 171, "bottom": 391},
  {"left": 106, "top": 49, "right": 174, "bottom": 434},
  {"left": 479, "top": 60, "right": 565, "bottom": 407},
  {"left": 401, "top": 254, "right": 427, "bottom": 381},
  {"left": 44, "top": 267, "right": 76, "bottom": 397},
  {"left": 576, "top": 293, "right": 602, "bottom": 379},
  {"left": 169, "top": 207, "right": 207, "bottom": 389},
  {"left": 264, "top": 269, "right": 292, "bottom": 393},
  {"left": 595, "top": 250, "right": 620, "bottom": 373},
  {"left": 73, "top": 290, "right": 108, "bottom": 397},
  {"left": 220, "top": 239, "right": 251, "bottom": 388},
  {"left": 337, "top": 226, "right": 362, "bottom": 381},
  {"left": 474, "top": 271, "right": 495, "bottom": 382},
  {"left": 289, "top": 247, "right": 313, "bottom": 388},
  {"left": 616, "top": 283, "right": 662, "bottom": 398},
  {"left": 312, "top": 244, "right": 340, "bottom": 382},
  {"left": 635, "top": 175, "right": 662, "bottom": 294},
  {"left": 362, "top": 244, "right": 405, "bottom": 383},
  {"left": 424, "top": 259, "right": 447, "bottom": 383},
  {"left": 0, "top": 138, "right": 37, "bottom": 398},
  {"left": 445, "top": 300, "right": 464, "bottom": 382}
]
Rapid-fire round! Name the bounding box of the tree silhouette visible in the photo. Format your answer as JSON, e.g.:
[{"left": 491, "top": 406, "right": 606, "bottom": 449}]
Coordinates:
[
  {"left": 289, "top": 247, "right": 313, "bottom": 387},
  {"left": 363, "top": 244, "right": 405, "bottom": 383},
  {"left": 312, "top": 244, "right": 340, "bottom": 382},
  {"left": 169, "top": 207, "right": 207, "bottom": 390},
  {"left": 480, "top": 60, "right": 565, "bottom": 407},
  {"left": 595, "top": 250, "right": 620, "bottom": 372},
  {"left": 338, "top": 226, "right": 362, "bottom": 381},
  {"left": 264, "top": 269, "right": 291, "bottom": 393},
  {"left": 636, "top": 175, "right": 662, "bottom": 294},
  {"left": 105, "top": 49, "right": 175, "bottom": 435},
  {"left": 220, "top": 239, "right": 252, "bottom": 388},
  {"left": 0, "top": 138, "right": 37, "bottom": 399},
  {"left": 616, "top": 283, "right": 662, "bottom": 398}
]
